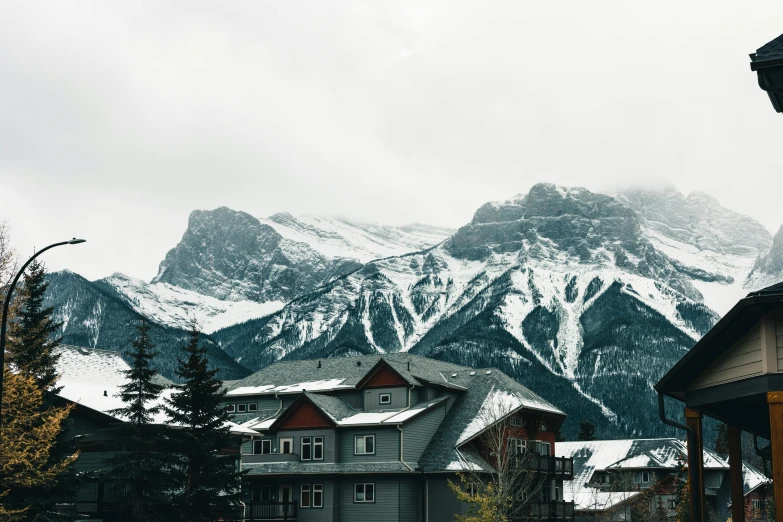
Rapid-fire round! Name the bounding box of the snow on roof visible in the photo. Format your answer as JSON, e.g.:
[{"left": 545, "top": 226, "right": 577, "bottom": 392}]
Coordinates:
[
  {"left": 739, "top": 461, "right": 771, "bottom": 495},
  {"left": 55, "top": 345, "right": 254, "bottom": 435},
  {"left": 226, "top": 379, "right": 352, "bottom": 396},
  {"left": 338, "top": 411, "right": 400, "bottom": 426},
  {"left": 557, "top": 438, "right": 729, "bottom": 511},
  {"left": 457, "top": 387, "right": 561, "bottom": 445}
]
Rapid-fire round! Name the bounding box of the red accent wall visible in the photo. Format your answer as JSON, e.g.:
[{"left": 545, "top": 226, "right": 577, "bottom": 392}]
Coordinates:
[
  {"left": 277, "top": 401, "right": 334, "bottom": 430},
  {"left": 363, "top": 364, "right": 408, "bottom": 388}
]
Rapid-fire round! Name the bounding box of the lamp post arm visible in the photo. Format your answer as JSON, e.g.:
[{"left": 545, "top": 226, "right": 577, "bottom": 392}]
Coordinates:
[{"left": 0, "top": 239, "right": 84, "bottom": 428}]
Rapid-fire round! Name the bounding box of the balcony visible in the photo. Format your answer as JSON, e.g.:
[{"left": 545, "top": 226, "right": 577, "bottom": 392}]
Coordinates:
[
  {"left": 516, "top": 501, "right": 575, "bottom": 521},
  {"left": 534, "top": 456, "right": 574, "bottom": 478},
  {"left": 245, "top": 501, "right": 298, "bottom": 521},
  {"left": 242, "top": 452, "right": 300, "bottom": 464}
]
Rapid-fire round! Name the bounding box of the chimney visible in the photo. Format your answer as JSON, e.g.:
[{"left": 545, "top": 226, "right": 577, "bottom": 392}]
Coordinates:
[
  {"left": 103, "top": 390, "right": 107, "bottom": 397},
  {"left": 318, "top": 360, "right": 322, "bottom": 368}
]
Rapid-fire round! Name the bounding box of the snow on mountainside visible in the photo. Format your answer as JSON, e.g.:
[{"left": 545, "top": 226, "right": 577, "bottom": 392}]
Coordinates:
[
  {"left": 746, "top": 225, "right": 783, "bottom": 292},
  {"left": 212, "top": 184, "right": 730, "bottom": 438},
  {"left": 105, "top": 273, "right": 284, "bottom": 333},
  {"left": 261, "top": 213, "right": 455, "bottom": 263},
  {"left": 618, "top": 188, "right": 773, "bottom": 315}
]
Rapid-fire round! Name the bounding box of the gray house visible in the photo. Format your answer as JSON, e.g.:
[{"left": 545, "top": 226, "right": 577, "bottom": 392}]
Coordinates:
[{"left": 224, "top": 353, "right": 575, "bottom": 522}]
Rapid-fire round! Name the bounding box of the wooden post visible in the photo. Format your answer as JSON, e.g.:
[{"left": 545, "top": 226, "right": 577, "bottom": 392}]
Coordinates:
[
  {"left": 767, "top": 392, "right": 783, "bottom": 522},
  {"left": 685, "top": 408, "right": 706, "bottom": 522},
  {"left": 728, "top": 424, "right": 745, "bottom": 522}
]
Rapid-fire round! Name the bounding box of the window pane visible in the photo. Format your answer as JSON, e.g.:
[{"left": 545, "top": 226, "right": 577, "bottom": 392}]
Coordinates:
[
  {"left": 356, "top": 437, "right": 365, "bottom": 454},
  {"left": 314, "top": 439, "right": 323, "bottom": 460},
  {"left": 366, "top": 436, "right": 374, "bottom": 454},
  {"left": 355, "top": 484, "right": 364, "bottom": 502},
  {"left": 302, "top": 438, "right": 311, "bottom": 460},
  {"left": 301, "top": 485, "right": 310, "bottom": 508},
  {"left": 365, "top": 484, "right": 374, "bottom": 502},
  {"left": 262, "top": 440, "right": 271, "bottom": 454},
  {"left": 313, "top": 485, "right": 323, "bottom": 507}
]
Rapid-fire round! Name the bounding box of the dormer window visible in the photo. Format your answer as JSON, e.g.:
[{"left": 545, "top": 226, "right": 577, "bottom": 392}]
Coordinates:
[
  {"left": 237, "top": 404, "right": 247, "bottom": 413},
  {"left": 226, "top": 404, "right": 236, "bottom": 413},
  {"left": 379, "top": 393, "right": 391, "bottom": 405},
  {"left": 247, "top": 403, "right": 258, "bottom": 412}
]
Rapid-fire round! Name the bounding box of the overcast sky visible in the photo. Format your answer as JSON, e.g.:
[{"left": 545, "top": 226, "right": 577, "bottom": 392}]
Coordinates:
[{"left": 1, "top": 1, "right": 782, "bottom": 282}]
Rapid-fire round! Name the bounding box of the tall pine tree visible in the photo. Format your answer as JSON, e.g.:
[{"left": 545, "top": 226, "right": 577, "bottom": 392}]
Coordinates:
[
  {"left": 577, "top": 421, "right": 596, "bottom": 441},
  {"left": 105, "top": 320, "right": 176, "bottom": 522},
  {"left": 165, "top": 321, "right": 243, "bottom": 522},
  {"left": 7, "top": 260, "right": 63, "bottom": 393}
]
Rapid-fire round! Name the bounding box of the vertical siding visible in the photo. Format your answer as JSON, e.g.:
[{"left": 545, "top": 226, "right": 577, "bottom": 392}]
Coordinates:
[
  {"left": 339, "top": 477, "right": 400, "bottom": 522},
  {"left": 363, "top": 387, "right": 409, "bottom": 410},
  {"left": 690, "top": 323, "right": 763, "bottom": 389},
  {"left": 339, "top": 428, "right": 400, "bottom": 463},
  {"left": 403, "top": 405, "right": 446, "bottom": 465}
]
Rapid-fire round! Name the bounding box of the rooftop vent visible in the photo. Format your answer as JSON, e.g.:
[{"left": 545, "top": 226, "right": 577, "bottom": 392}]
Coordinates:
[
  {"left": 407, "top": 361, "right": 410, "bottom": 371},
  {"left": 485, "top": 370, "right": 492, "bottom": 375},
  {"left": 103, "top": 390, "right": 107, "bottom": 397},
  {"left": 357, "top": 361, "right": 361, "bottom": 367},
  {"left": 451, "top": 373, "right": 457, "bottom": 378},
  {"left": 470, "top": 371, "right": 476, "bottom": 376},
  {"left": 317, "top": 360, "right": 322, "bottom": 368}
]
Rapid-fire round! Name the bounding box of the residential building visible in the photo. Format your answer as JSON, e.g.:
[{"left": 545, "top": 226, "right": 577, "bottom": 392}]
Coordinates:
[
  {"left": 556, "top": 438, "right": 771, "bottom": 522},
  {"left": 223, "top": 353, "right": 575, "bottom": 522}
]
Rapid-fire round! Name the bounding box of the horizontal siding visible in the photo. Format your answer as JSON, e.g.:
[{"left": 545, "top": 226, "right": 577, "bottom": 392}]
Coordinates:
[
  {"left": 400, "top": 477, "right": 420, "bottom": 522},
  {"left": 428, "top": 476, "right": 468, "bottom": 522},
  {"left": 691, "top": 324, "right": 763, "bottom": 389},
  {"left": 339, "top": 428, "right": 399, "bottom": 463},
  {"left": 339, "top": 477, "right": 399, "bottom": 522},
  {"left": 74, "top": 451, "right": 120, "bottom": 472},
  {"left": 403, "top": 405, "right": 446, "bottom": 465},
  {"left": 297, "top": 480, "right": 336, "bottom": 522},
  {"left": 364, "top": 387, "right": 409, "bottom": 410}
]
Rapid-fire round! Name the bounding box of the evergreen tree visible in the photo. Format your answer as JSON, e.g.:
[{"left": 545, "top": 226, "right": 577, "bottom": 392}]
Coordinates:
[
  {"left": 714, "top": 423, "right": 729, "bottom": 454},
  {"left": 104, "top": 320, "right": 176, "bottom": 522},
  {"left": 7, "top": 260, "right": 63, "bottom": 393},
  {"left": 0, "top": 367, "right": 77, "bottom": 521},
  {"left": 165, "top": 321, "right": 243, "bottom": 522},
  {"left": 577, "top": 421, "right": 596, "bottom": 441}
]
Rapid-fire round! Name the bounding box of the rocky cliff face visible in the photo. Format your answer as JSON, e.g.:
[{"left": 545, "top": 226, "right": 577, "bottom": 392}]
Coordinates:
[
  {"left": 746, "top": 225, "right": 783, "bottom": 291},
  {"left": 153, "top": 207, "right": 361, "bottom": 302}
]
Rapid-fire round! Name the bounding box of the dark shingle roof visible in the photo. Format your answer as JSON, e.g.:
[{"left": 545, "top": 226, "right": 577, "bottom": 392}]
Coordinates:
[
  {"left": 305, "top": 393, "right": 356, "bottom": 421},
  {"left": 756, "top": 34, "right": 783, "bottom": 62},
  {"left": 418, "top": 368, "right": 564, "bottom": 472}
]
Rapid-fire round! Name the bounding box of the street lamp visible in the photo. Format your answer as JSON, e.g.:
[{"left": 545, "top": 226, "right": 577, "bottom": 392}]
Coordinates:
[
  {"left": 0, "top": 238, "right": 86, "bottom": 427},
  {"left": 750, "top": 33, "right": 783, "bottom": 113}
]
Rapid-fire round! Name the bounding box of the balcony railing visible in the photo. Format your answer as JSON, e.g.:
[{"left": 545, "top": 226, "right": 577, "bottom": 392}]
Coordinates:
[
  {"left": 534, "top": 456, "right": 574, "bottom": 478},
  {"left": 242, "top": 452, "right": 300, "bottom": 464},
  {"left": 245, "top": 501, "right": 298, "bottom": 521},
  {"left": 516, "top": 501, "right": 575, "bottom": 521}
]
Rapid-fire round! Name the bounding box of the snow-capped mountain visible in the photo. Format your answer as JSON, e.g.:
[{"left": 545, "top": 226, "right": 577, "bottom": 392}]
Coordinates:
[
  {"left": 43, "top": 270, "right": 250, "bottom": 381},
  {"left": 153, "top": 207, "right": 455, "bottom": 303},
  {"left": 260, "top": 213, "right": 455, "bottom": 263},
  {"left": 746, "top": 225, "right": 783, "bottom": 292},
  {"left": 211, "top": 184, "right": 765, "bottom": 438},
  {"left": 618, "top": 188, "right": 772, "bottom": 315},
  {"left": 106, "top": 272, "right": 284, "bottom": 333}
]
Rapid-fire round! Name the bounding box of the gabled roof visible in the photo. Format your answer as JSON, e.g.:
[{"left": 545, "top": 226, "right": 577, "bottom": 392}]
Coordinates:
[
  {"left": 656, "top": 285, "right": 783, "bottom": 398},
  {"left": 225, "top": 353, "right": 471, "bottom": 396},
  {"left": 418, "top": 368, "right": 565, "bottom": 472}
]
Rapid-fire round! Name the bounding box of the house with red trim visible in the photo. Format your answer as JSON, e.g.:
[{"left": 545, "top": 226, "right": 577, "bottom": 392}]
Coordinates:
[{"left": 223, "top": 353, "right": 575, "bottom": 522}]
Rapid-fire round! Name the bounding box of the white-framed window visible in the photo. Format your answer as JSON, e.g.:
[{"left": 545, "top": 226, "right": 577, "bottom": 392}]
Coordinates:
[
  {"left": 752, "top": 500, "right": 761, "bottom": 510},
  {"left": 247, "top": 403, "right": 258, "bottom": 412},
  {"left": 237, "top": 404, "right": 247, "bottom": 413},
  {"left": 253, "top": 439, "right": 272, "bottom": 455},
  {"left": 280, "top": 437, "right": 294, "bottom": 454},
  {"left": 226, "top": 404, "right": 236, "bottom": 413},
  {"left": 354, "top": 435, "right": 375, "bottom": 455},
  {"left": 252, "top": 485, "right": 271, "bottom": 502},
  {"left": 540, "top": 442, "right": 551, "bottom": 456},
  {"left": 354, "top": 483, "right": 375, "bottom": 503},
  {"left": 314, "top": 437, "right": 324, "bottom": 460},
  {"left": 508, "top": 437, "right": 527, "bottom": 455},
  {"left": 313, "top": 484, "right": 323, "bottom": 508},
  {"left": 301, "top": 484, "right": 311, "bottom": 508},
  {"left": 301, "top": 437, "right": 312, "bottom": 460},
  {"left": 540, "top": 421, "right": 547, "bottom": 431},
  {"left": 510, "top": 416, "right": 524, "bottom": 428},
  {"left": 668, "top": 499, "right": 677, "bottom": 509},
  {"left": 379, "top": 393, "right": 391, "bottom": 405},
  {"left": 642, "top": 471, "right": 650, "bottom": 483}
]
